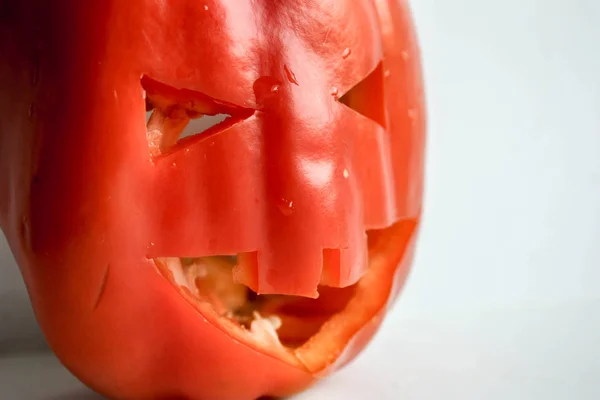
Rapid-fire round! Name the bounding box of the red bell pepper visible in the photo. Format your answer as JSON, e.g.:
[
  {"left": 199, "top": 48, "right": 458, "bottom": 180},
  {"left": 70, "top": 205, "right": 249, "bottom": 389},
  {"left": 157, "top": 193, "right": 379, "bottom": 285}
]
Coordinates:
[{"left": 0, "top": 0, "right": 425, "bottom": 398}]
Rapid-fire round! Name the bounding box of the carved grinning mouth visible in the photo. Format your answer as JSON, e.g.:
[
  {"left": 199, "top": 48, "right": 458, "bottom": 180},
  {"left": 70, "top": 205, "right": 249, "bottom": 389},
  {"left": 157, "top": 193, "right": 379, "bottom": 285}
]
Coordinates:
[{"left": 150, "top": 221, "right": 416, "bottom": 374}]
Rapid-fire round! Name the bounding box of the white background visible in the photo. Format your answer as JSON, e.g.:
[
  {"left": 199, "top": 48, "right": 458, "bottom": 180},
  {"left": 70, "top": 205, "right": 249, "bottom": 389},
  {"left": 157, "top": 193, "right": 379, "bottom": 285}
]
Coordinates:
[{"left": 1, "top": 0, "right": 599, "bottom": 399}]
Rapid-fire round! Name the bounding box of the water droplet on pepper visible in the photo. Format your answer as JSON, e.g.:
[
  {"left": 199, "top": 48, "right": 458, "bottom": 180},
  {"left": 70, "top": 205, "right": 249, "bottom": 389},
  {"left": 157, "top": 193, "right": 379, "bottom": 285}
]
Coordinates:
[
  {"left": 253, "top": 76, "right": 282, "bottom": 108},
  {"left": 277, "top": 198, "right": 294, "bottom": 216},
  {"left": 283, "top": 65, "right": 299, "bottom": 85},
  {"left": 31, "top": 60, "right": 39, "bottom": 86}
]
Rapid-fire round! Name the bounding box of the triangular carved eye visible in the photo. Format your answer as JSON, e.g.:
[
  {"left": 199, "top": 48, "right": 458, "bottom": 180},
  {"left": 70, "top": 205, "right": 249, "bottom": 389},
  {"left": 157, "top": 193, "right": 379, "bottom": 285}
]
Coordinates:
[
  {"left": 142, "top": 76, "right": 252, "bottom": 157},
  {"left": 338, "top": 62, "right": 386, "bottom": 128}
]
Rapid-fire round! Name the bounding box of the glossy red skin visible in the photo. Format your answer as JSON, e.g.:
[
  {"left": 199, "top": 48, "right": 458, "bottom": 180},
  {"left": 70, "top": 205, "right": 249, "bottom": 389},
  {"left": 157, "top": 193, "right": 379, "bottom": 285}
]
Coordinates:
[{"left": 0, "top": 0, "right": 425, "bottom": 399}]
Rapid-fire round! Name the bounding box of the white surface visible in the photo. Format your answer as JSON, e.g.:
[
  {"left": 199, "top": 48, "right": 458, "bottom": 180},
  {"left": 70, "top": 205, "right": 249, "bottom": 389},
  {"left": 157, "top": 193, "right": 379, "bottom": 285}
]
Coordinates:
[
  {"left": 1, "top": 0, "right": 600, "bottom": 399},
  {"left": 406, "top": 0, "right": 600, "bottom": 313}
]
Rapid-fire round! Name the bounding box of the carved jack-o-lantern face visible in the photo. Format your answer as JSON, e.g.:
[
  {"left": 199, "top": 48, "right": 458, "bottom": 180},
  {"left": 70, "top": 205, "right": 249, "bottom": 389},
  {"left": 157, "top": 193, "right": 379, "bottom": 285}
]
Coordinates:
[{"left": 0, "top": 0, "right": 425, "bottom": 399}]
